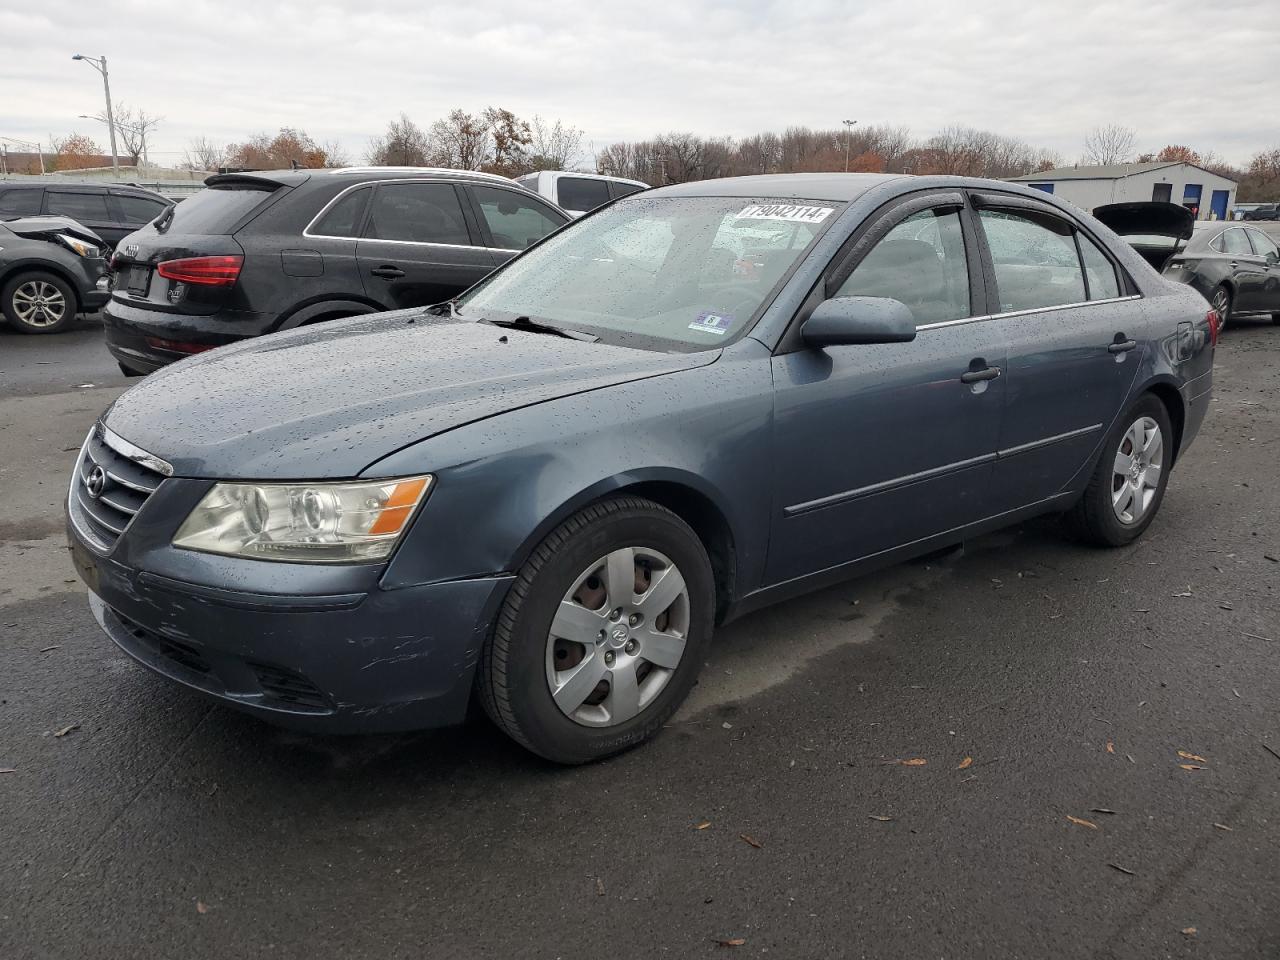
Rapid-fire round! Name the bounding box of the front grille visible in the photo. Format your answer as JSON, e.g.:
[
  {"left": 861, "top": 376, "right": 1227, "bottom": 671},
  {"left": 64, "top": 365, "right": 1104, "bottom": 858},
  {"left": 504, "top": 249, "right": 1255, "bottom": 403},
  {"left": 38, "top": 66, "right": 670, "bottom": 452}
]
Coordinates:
[
  {"left": 249, "top": 663, "right": 332, "bottom": 710},
  {"left": 70, "top": 424, "right": 169, "bottom": 551}
]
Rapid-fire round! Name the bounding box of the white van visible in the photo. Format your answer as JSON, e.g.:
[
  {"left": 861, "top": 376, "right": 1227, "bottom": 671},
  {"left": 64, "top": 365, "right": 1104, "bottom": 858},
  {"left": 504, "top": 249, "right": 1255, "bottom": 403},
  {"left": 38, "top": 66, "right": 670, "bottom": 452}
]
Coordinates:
[{"left": 515, "top": 171, "right": 648, "bottom": 217}]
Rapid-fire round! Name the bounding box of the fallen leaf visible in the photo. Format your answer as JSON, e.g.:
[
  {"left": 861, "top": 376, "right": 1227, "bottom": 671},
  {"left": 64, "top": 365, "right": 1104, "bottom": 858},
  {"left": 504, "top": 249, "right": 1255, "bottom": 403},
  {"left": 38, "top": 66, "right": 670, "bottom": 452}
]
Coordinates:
[
  {"left": 1179, "top": 764, "right": 1203, "bottom": 771},
  {"left": 595, "top": 877, "right": 605, "bottom": 896},
  {"left": 721, "top": 721, "right": 733, "bottom": 730},
  {"left": 1126, "top": 754, "right": 1137, "bottom": 765},
  {"left": 1181, "top": 927, "right": 1196, "bottom": 937},
  {"left": 868, "top": 815, "right": 894, "bottom": 822},
  {"left": 1106, "top": 741, "right": 1115, "bottom": 754},
  {"left": 53, "top": 723, "right": 80, "bottom": 738},
  {"left": 1090, "top": 808, "right": 1118, "bottom": 815},
  {"left": 1066, "top": 815, "right": 1099, "bottom": 830},
  {"left": 1213, "top": 823, "right": 1232, "bottom": 831},
  {"left": 956, "top": 756, "right": 973, "bottom": 770},
  {"left": 1177, "top": 751, "right": 1207, "bottom": 762},
  {"left": 0, "top": 768, "right": 16, "bottom": 774},
  {"left": 713, "top": 938, "right": 746, "bottom": 947},
  {"left": 196, "top": 901, "right": 209, "bottom": 915},
  {"left": 739, "top": 834, "right": 763, "bottom": 849},
  {"left": 1108, "top": 863, "right": 1136, "bottom": 876},
  {"left": 887, "top": 758, "right": 927, "bottom": 766},
  {"left": 695, "top": 821, "right": 711, "bottom": 830}
]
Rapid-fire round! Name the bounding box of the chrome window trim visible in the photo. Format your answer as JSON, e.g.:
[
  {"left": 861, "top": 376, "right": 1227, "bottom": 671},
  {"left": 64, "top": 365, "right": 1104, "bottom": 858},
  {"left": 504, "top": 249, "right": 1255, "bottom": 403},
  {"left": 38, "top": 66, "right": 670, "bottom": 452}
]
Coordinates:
[{"left": 913, "top": 294, "right": 1143, "bottom": 333}]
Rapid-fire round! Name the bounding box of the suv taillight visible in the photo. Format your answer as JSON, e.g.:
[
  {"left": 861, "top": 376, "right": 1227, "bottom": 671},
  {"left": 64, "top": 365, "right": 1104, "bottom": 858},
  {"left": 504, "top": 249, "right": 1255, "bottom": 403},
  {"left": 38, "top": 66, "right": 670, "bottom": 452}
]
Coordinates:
[
  {"left": 1207, "top": 310, "right": 1220, "bottom": 348},
  {"left": 156, "top": 255, "right": 243, "bottom": 286}
]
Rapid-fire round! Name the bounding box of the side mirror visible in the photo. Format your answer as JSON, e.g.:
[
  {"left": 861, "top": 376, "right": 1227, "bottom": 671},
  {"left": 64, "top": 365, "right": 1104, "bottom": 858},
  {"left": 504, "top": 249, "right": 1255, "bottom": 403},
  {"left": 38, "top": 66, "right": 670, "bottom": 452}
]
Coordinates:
[{"left": 801, "top": 296, "right": 917, "bottom": 347}]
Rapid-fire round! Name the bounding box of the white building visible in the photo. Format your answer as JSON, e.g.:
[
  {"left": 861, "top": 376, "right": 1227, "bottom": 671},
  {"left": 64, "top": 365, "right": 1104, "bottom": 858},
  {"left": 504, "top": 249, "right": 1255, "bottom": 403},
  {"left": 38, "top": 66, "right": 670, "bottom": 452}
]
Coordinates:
[{"left": 1008, "top": 161, "right": 1238, "bottom": 221}]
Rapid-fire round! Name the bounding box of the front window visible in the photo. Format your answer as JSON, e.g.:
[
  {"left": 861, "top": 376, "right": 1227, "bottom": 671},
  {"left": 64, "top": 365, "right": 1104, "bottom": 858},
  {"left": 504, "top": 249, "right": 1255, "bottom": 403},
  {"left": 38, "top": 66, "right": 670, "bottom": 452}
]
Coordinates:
[
  {"left": 979, "top": 208, "right": 1086, "bottom": 311},
  {"left": 457, "top": 196, "right": 839, "bottom": 351}
]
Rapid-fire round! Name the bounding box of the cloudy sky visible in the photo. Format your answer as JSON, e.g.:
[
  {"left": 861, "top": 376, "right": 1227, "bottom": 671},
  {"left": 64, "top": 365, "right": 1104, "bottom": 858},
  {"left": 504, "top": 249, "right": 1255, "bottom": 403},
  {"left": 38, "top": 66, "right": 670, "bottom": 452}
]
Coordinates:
[{"left": 2, "top": 0, "right": 1277, "bottom": 168}]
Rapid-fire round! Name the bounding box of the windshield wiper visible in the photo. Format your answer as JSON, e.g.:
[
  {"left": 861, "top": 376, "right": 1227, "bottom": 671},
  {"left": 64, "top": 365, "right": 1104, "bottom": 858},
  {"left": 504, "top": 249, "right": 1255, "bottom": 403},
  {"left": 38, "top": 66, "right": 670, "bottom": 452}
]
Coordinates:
[{"left": 479, "top": 315, "right": 598, "bottom": 342}]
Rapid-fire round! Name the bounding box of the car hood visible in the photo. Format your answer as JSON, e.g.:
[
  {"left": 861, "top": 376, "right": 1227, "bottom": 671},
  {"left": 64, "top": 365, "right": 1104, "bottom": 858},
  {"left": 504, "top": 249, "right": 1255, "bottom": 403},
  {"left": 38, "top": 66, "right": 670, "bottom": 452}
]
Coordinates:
[
  {"left": 2, "top": 215, "right": 104, "bottom": 245},
  {"left": 1093, "top": 202, "right": 1196, "bottom": 240},
  {"left": 104, "top": 311, "right": 718, "bottom": 479}
]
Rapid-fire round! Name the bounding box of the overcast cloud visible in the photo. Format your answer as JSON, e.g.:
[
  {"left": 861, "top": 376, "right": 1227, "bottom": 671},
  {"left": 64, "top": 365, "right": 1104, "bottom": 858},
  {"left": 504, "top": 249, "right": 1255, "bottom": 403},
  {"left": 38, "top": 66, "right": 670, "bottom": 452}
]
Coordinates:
[{"left": 1, "top": 0, "right": 1276, "bottom": 168}]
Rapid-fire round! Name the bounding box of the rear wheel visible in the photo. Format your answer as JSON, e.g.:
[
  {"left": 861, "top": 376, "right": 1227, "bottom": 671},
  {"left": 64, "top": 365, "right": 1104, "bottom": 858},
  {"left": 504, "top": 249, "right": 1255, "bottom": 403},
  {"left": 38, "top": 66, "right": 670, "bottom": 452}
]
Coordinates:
[
  {"left": 1065, "top": 394, "right": 1173, "bottom": 547},
  {"left": 1210, "top": 285, "right": 1232, "bottom": 329},
  {"left": 1, "top": 272, "right": 76, "bottom": 334},
  {"left": 477, "top": 496, "right": 715, "bottom": 764}
]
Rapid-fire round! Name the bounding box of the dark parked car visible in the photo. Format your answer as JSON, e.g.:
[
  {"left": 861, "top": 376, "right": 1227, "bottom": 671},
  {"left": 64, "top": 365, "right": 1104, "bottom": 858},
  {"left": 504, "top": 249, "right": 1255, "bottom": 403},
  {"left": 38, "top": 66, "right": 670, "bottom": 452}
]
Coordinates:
[
  {"left": 68, "top": 173, "right": 1215, "bottom": 763},
  {"left": 1097, "top": 202, "right": 1280, "bottom": 326},
  {"left": 0, "top": 181, "right": 170, "bottom": 250},
  {"left": 104, "top": 167, "right": 570, "bottom": 375},
  {"left": 0, "top": 216, "right": 109, "bottom": 333},
  {"left": 1242, "top": 202, "right": 1279, "bottom": 221}
]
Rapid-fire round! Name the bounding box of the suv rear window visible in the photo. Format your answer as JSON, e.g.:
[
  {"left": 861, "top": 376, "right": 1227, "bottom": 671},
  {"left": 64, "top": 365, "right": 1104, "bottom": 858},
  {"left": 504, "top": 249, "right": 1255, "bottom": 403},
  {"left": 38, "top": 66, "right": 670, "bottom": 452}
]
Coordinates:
[{"left": 165, "top": 184, "right": 278, "bottom": 234}]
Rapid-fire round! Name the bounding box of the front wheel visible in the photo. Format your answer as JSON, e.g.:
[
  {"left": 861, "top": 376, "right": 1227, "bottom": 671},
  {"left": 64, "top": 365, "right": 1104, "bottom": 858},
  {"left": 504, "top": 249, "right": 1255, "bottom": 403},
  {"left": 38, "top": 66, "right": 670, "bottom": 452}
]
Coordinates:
[
  {"left": 477, "top": 497, "right": 715, "bottom": 764},
  {"left": 1, "top": 271, "right": 76, "bottom": 334},
  {"left": 1065, "top": 395, "right": 1173, "bottom": 546}
]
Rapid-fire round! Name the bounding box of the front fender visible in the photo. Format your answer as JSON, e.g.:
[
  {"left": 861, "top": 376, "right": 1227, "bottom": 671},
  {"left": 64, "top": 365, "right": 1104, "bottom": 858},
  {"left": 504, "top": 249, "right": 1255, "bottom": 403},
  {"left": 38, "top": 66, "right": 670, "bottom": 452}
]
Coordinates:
[{"left": 371, "top": 341, "right": 776, "bottom": 598}]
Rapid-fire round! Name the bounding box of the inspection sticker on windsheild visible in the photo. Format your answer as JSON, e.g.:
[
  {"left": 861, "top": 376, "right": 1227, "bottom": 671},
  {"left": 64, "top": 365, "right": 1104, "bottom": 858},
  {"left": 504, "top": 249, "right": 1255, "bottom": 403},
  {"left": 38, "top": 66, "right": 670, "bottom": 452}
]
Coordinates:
[
  {"left": 688, "top": 311, "right": 735, "bottom": 336},
  {"left": 734, "top": 204, "right": 833, "bottom": 223}
]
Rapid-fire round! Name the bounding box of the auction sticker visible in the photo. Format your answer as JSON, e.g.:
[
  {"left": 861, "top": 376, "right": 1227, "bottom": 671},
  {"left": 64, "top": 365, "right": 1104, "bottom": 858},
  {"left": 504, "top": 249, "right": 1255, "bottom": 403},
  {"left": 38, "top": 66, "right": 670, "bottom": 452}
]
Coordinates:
[
  {"left": 688, "top": 311, "right": 735, "bottom": 336},
  {"left": 734, "top": 204, "right": 832, "bottom": 223}
]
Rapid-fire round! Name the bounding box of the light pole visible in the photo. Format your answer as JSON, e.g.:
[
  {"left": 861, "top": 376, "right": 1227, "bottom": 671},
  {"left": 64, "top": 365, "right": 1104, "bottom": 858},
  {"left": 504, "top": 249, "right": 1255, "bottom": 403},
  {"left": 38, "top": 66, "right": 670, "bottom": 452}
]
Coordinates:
[
  {"left": 842, "top": 119, "right": 858, "bottom": 172},
  {"left": 71, "top": 54, "right": 119, "bottom": 174},
  {"left": 0, "top": 136, "right": 45, "bottom": 174},
  {"left": 79, "top": 114, "right": 149, "bottom": 168}
]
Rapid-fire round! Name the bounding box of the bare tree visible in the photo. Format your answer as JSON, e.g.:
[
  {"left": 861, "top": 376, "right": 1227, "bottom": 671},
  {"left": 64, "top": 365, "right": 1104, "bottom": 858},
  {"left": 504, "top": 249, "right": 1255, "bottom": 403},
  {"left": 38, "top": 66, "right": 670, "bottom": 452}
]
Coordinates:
[
  {"left": 430, "top": 110, "right": 490, "bottom": 170},
  {"left": 320, "top": 139, "right": 351, "bottom": 168},
  {"left": 1082, "top": 124, "right": 1136, "bottom": 166},
  {"left": 183, "top": 136, "right": 225, "bottom": 171},
  {"left": 527, "top": 116, "right": 584, "bottom": 171},
  {"left": 89, "top": 103, "right": 162, "bottom": 166},
  {"left": 366, "top": 114, "right": 436, "bottom": 166}
]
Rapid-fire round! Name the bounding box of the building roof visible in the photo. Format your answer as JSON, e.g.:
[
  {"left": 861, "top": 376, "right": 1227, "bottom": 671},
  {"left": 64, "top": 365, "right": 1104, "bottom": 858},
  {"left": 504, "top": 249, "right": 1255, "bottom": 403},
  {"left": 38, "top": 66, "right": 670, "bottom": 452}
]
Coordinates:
[{"left": 1010, "top": 161, "right": 1236, "bottom": 185}]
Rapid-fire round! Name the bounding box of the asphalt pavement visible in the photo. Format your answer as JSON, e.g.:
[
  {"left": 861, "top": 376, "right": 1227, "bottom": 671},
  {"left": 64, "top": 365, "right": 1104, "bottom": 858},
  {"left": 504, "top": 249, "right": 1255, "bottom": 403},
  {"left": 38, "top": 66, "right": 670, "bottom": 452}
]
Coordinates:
[{"left": 1, "top": 312, "right": 1277, "bottom": 960}]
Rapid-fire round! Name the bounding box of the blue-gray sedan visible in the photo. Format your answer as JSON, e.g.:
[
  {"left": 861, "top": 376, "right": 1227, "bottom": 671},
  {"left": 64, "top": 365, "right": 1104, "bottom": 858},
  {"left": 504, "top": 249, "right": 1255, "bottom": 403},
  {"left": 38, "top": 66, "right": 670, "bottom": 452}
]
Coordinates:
[{"left": 67, "top": 174, "right": 1217, "bottom": 763}]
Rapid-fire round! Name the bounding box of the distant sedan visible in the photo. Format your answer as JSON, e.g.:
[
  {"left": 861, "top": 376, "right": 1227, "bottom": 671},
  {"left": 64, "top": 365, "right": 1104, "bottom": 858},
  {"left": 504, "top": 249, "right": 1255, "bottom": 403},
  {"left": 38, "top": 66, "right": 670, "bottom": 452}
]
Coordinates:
[{"left": 1097, "top": 202, "right": 1280, "bottom": 327}]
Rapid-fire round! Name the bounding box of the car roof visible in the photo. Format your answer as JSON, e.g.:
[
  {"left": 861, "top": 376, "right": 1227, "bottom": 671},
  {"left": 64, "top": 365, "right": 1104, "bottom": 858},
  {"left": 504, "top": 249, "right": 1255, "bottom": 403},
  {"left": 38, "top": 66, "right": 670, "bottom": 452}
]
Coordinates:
[
  {"left": 0, "top": 180, "right": 166, "bottom": 199},
  {"left": 205, "top": 167, "right": 519, "bottom": 189},
  {"left": 646, "top": 173, "right": 904, "bottom": 202}
]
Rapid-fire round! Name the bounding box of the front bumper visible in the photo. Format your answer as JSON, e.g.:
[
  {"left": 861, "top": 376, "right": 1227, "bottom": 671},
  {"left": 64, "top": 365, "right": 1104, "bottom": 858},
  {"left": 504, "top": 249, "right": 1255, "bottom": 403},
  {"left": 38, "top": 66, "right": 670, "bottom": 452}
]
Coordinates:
[{"left": 68, "top": 525, "right": 514, "bottom": 733}]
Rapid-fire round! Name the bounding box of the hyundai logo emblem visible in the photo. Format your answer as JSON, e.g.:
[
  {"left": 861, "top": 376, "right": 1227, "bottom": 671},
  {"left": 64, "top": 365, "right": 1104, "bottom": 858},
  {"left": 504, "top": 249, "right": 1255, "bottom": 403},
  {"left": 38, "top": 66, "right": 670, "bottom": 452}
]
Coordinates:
[{"left": 86, "top": 466, "right": 107, "bottom": 499}]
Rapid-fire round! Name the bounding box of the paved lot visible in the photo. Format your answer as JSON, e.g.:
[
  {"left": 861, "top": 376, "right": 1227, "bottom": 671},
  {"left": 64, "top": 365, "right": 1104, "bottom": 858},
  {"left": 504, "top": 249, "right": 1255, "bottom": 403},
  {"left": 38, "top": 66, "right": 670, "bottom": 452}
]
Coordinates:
[{"left": 1, "top": 313, "right": 1278, "bottom": 959}]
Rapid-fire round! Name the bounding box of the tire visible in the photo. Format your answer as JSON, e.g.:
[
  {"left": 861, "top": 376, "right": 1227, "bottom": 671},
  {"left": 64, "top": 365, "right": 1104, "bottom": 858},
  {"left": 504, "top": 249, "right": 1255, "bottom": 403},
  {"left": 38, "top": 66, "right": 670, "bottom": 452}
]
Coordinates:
[
  {"left": 1065, "top": 394, "right": 1174, "bottom": 547},
  {"left": 1, "top": 271, "right": 77, "bottom": 334},
  {"left": 1209, "top": 284, "right": 1232, "bottom": 329},
  {"left": 477, "top": 496, "right": 715, "bottom": 764}
]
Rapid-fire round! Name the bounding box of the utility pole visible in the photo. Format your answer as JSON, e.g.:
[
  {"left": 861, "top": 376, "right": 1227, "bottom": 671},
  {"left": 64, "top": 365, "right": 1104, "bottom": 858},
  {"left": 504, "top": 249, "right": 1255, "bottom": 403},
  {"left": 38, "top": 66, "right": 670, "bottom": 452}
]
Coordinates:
[
  {"left": 842, "top": 119, "right": 858, "bottom": 172},
  {"left": 72, "top": 54, "right": 119, "bottom": 174}
]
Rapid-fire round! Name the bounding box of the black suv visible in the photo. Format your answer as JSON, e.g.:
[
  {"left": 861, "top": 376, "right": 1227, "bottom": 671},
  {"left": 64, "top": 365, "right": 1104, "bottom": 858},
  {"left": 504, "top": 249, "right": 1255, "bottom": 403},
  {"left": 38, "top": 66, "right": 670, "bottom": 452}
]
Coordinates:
[
  {"left": 0, "top": 181, "right": 171, "bottom": 250},
  {"left": 104, "top": 168, "right": 570, "bottom": 374}
]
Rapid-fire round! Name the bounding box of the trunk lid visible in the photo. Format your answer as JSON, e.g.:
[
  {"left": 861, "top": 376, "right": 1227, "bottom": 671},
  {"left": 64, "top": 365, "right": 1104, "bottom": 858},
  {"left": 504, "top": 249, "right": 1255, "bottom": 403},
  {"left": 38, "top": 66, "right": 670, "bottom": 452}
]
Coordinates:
[{"left": 1093, "top": 202, "right": 1196, "bottom": 271}]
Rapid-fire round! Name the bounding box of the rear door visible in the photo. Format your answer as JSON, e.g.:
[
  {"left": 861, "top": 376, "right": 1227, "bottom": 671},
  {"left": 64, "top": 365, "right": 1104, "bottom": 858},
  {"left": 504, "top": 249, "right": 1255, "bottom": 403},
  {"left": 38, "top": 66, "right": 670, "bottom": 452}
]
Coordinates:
[
  {"left": 42, "top": 187, "right": 119, "bottom": 246},
  {"left": 355, "top": 180, "right": 493, "bottom": 309},
  {"left": 464, "top": 183, "right": 568, "bottom": 266},
  {"left": 108, "top": 191, "right": 170, "bottom": 241},
  {"left": 1219, "top": 227, "right": 1268, "bottom": 310},
  {"left": 972, "top": 194, "right": 1146, "bottom": 512},
  {"left": 1244, "top": 228, "right": 1280, "bottom": 312}
]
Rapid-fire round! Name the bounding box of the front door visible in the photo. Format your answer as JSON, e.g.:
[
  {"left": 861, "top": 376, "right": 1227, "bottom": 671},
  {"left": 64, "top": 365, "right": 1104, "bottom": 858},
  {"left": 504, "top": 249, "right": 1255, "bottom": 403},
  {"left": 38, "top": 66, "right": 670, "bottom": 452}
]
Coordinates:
[
  {"left": 972, "top": 199, "right": 1146, "bottom": 510},
  {"left": 766, "top": 198, "right": 1004, "bottom": 585},
  {"left": 355, "top": 181, "right": 496, "bottom": 310}
]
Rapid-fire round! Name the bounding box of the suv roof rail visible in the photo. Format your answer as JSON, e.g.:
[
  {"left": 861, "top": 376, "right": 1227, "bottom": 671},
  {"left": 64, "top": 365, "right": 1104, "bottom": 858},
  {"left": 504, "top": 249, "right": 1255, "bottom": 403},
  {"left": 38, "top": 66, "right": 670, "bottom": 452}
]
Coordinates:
[{"left": 327, "top": 166, "right": 515, "bottom": 184}]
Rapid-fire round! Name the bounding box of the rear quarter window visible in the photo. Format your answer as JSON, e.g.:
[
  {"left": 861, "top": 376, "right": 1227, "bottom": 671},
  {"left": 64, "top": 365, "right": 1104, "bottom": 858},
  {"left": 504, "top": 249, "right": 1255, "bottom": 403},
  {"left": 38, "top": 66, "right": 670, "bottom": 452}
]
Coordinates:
[
  {"left": 164, "top": 185, "right": 279, "bottom": 234},
  {"left": 0, "top": 189, "right": 42, "bottom": 217}
]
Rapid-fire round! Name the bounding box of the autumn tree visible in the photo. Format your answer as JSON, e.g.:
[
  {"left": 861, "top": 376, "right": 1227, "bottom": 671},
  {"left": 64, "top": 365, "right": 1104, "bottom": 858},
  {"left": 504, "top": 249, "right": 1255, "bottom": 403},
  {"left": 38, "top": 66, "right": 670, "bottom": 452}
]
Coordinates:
[
  {"left": 367, "top": 114, "right": 436, "bottom": 166},
  {"left": 1154, "top": 145, "right": 1201, "bottom": 164},
  {"left": 1082, "top": 124, "right": 1136, "bottom": 165},
  {"left": 429, "top": 110, "right": 490, "bottom": 170},
  {"left": 225, "top": 128, "right": 328, "bottom": 169},
  {"left": 50, "top": 133, "right": 103, "bottom": 171},
  {"left": 483, "top": 107, "right": 532, "bottom": 177},
  {"left": 1239, "top": 147, "right": 1280, "bottom": 202}
]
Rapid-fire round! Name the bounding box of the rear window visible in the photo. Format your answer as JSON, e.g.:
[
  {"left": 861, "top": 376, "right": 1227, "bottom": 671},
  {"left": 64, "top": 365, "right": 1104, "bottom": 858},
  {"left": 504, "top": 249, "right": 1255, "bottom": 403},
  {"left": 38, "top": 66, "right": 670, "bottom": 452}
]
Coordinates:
[
  {"left": 557, "top": 177, "right": 611, "bottom": 212},
  {"left": 0, "top": 189, "right": 42, "bottom": 218},
  {"left": 164, "top": 184, "right": 278, "bottom": 235}
]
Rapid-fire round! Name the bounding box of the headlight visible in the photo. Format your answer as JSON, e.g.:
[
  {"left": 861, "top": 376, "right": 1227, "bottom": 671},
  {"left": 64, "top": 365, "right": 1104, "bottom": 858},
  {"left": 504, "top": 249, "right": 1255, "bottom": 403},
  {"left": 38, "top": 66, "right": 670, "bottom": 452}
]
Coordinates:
[
  {"left": 57, "top": 234, "right": 102, "bottom": 258},
  {"left": 172, "top": 476, "right": 432, "bottom": 563}
]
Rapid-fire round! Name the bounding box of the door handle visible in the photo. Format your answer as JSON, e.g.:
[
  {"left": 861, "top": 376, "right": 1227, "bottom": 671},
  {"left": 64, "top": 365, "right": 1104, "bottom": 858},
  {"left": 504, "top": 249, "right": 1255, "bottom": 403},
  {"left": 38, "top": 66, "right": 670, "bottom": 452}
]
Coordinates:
[
  {"left": 1108, "top": 338, "right": 1138, "bottom": 354},
  {"left": 370, "top": 265, "right": 405, "bottom": 279},
  {"left": 960, "top": 366, "right": 1001, "bottom": 384}
]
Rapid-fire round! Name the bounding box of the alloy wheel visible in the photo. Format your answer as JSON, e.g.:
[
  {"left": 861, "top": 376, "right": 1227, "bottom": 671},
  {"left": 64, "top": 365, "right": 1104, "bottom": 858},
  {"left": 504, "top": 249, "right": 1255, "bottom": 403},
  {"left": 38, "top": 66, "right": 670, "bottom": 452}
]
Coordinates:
[
  {"left": 1211, "top": 287, "right": 1230, "bottom": 319},
  {"left": 545, "top": 546, "right": 690, "bottom": 727},
  {"left": 12, "top": 280, "right": 67, "bottom": 328},
  {"left": 1111, "top": 416, "right": 1163, "bottom": 525}
]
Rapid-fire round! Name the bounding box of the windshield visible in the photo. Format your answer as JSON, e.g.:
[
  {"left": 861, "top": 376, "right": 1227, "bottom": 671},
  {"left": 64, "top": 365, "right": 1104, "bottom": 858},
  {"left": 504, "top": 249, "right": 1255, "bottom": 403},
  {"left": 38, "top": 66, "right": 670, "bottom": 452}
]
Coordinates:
[{"left": 457, "top": 195, "right": 840, "bottom": 351}]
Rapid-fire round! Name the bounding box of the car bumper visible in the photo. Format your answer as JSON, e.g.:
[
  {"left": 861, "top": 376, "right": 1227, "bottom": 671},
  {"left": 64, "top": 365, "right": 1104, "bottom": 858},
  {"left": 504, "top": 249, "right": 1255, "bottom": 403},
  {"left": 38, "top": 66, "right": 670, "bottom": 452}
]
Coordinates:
[
  {"left": 102, "top": 298, "right": 272, "bottom": 372},
  {"left": 68, "top": 524, "right": 514, "bottom": 733}
]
